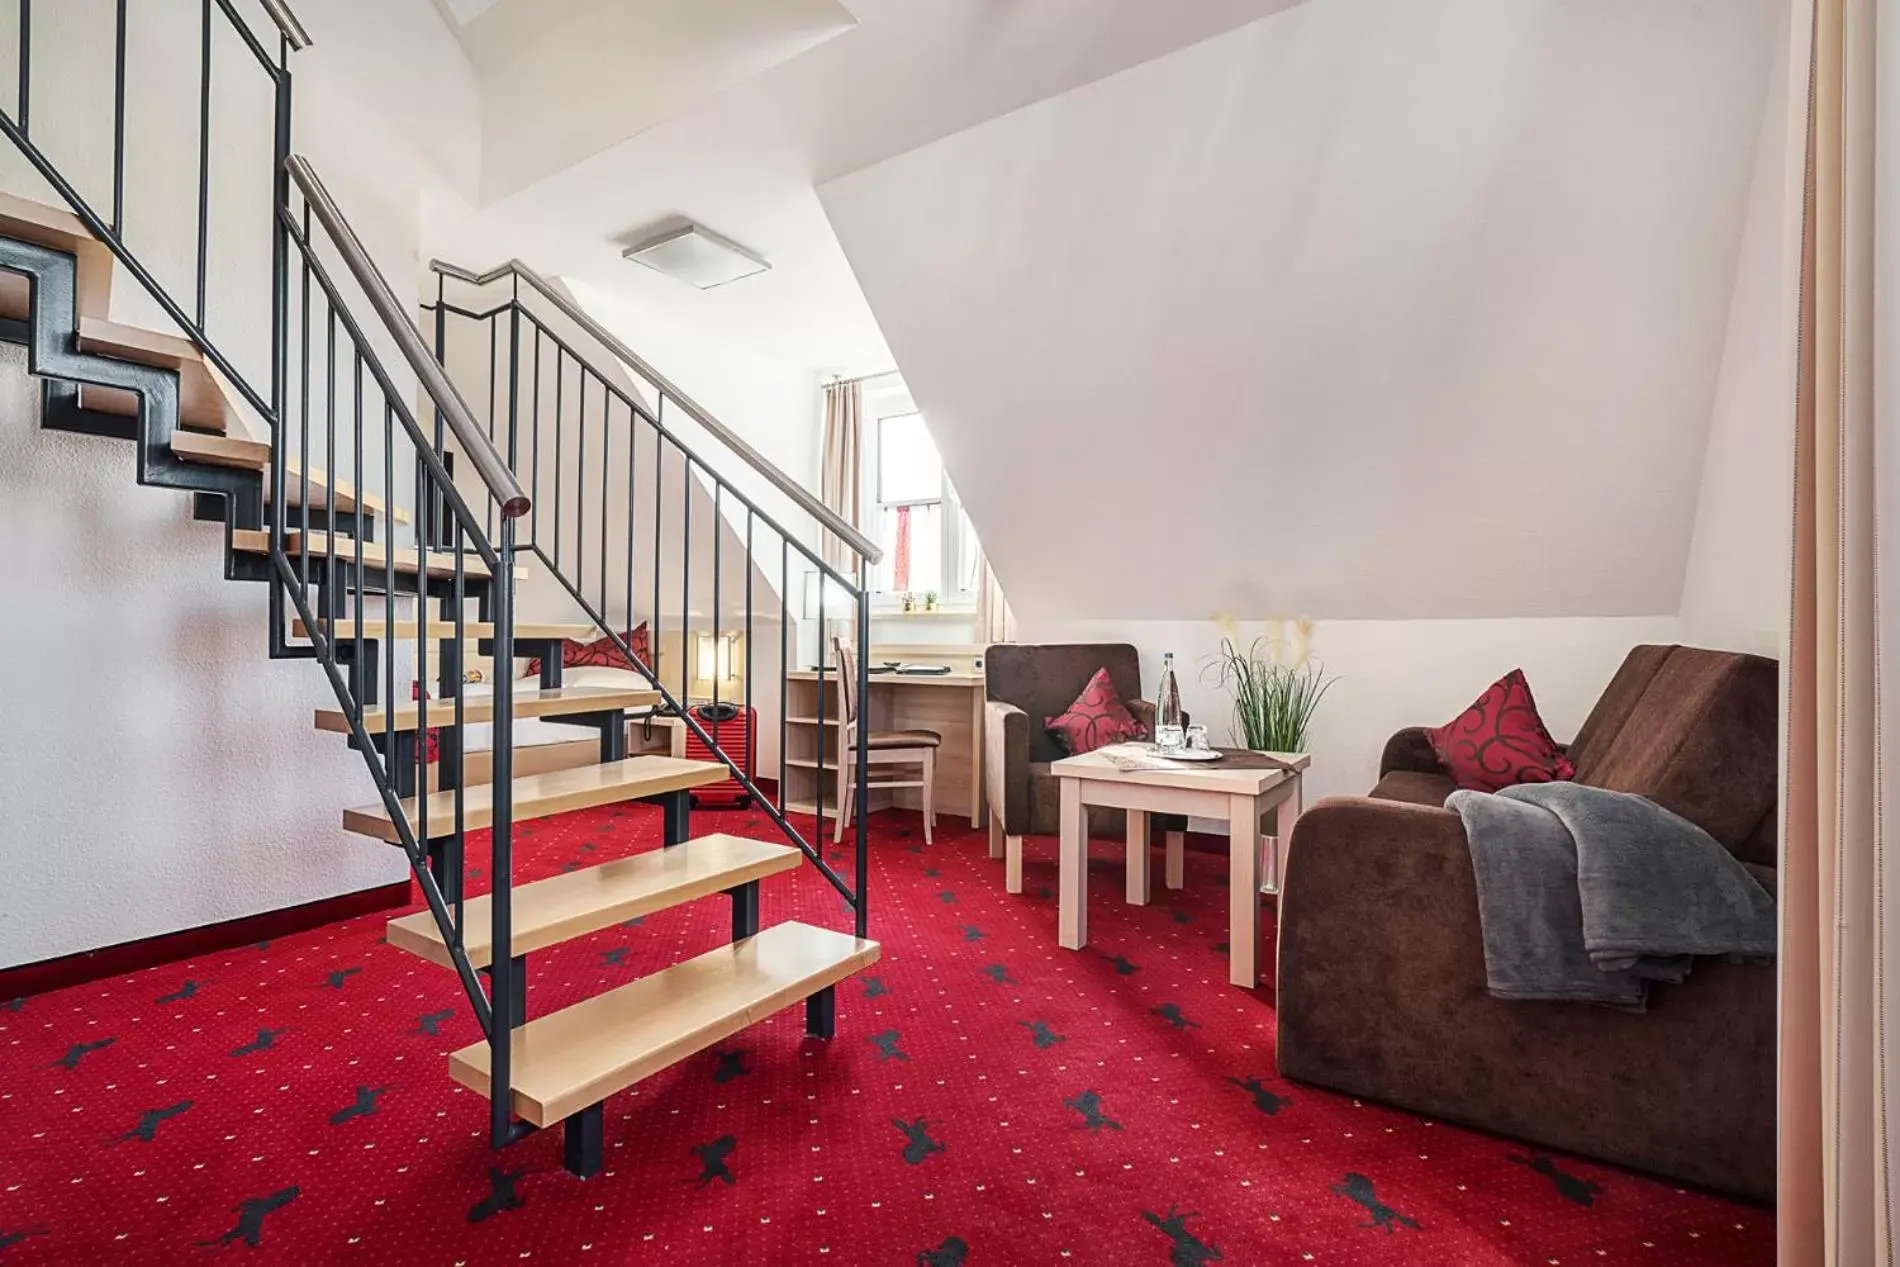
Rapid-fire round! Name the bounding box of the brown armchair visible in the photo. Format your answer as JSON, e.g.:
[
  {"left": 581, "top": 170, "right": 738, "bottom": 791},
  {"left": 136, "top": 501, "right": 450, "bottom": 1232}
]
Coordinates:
[
  {"left": 1274, "top": 644, "right": 1778, "bottom": 1199},
  {"left": 983, "top": 642, "right": 1166, "bottom": 891}
]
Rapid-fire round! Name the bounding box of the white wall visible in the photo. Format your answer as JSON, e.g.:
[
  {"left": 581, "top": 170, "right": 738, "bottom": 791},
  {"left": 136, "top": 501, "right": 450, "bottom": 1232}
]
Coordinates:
[
  {"left": 0, "top": 0, "right": 478, "bottom": 966},
  {"left": 0, "top": 0, "right": 478, "bottom": 410},
  {"left": 564, "top": 277, "right": 823, "bottom": 553},
  {"left": 430, "top": 280, "right": 796, "bottom": 778},
  {"left": 811, "top": 0, "right": 1792, "bottom": 811},
  {"left": 0, "top": 346, "right": 400, "bottom": 968},
  {"left": 1680, "top": 1, "right": 1798, "bottom": 659},
  {"left": 1024, "top": 613, "right": 1684, "bottom": 806},
  {"left": 821, "top": 0, "right": 1785, "bottom": 624}
]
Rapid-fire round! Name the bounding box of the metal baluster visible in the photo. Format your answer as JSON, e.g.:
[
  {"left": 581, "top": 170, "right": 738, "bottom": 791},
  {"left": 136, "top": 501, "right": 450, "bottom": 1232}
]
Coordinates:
[
  {"left": 351, "top": 352, "right": 364, "bottom": 727},
  {"left": 681, "top": 451, "right": 691, "bottom": 706},
  {"left": 195, "top": 0, "right": 211, "bottom": 328},
  {"left": 625, "top": 400, "right": 637, "bottom": 651},
  {"left": 652, "top": 408, "right": 663, "bottom": 688},
  {"left": 110, "top": 0, "right": 125, "bottom": 234},
  {"left": 415, "top": 433, "right": 429, "bottom": 850},
  {"left": 599, "top": 389, "right": 609, "bottom": 617},
  {"left": 576, "top": 372, "right": 587, "bottom": 604},
  {"left": 323, "top": 308, "right": 336, "bottom": 639},
  {"left": 298, "top": 206, "right": 311, "bottom": 591},
  {"left": 552, "top": 347, "right": 564, "bottom": 571},
  {"left": 855, "top": 589, "right": 870, "bottom": 937},
  {"left": 638, "top": 398, "right": 646, "bottom": 653},
  {"left": 429, "top": 279, "right": 449, "bottom": 551},
  {"left": 745, "top": 510, "right": 754, "bottom": 790},
  {"left": 383, "top": 402, "right": 396, "bottom": 759},
  {"left": 486, "top": 313, "right": 498, "bottom": 542},
  {"left": 490, "top": 514, "right": 519, "bottom": 1149},
  {"left": 530, "top": 330, "right": 541, "bottom": 550},
  {"left": 817, "top": 573, "right": 827, "bottom": 858},
  {"left": 266, "top": 56, "right": 290, "bottom": 653},
  {"left": 15, "top": 0, "right": 27, "bottom": 133},
  {"left": 712, "top": 484, "right": 722, "bottom": 729},
  {"left": 506, "top": 300, "right": 519, "bottom": 476},
  {"left": 779, "top": 536, "right": 788, "bottom": 815},
  {"left": 452, "top": 522, "right": 466, "bottom": 944}
]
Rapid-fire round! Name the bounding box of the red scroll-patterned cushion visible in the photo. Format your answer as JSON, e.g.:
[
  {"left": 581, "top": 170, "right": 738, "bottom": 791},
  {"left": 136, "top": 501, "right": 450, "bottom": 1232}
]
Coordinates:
[
  {"left": 525, "top": 622, "right": 650, "bottom": 679},
  {"left": 1044, "top": 667, "right": 1147, "bottom": 756},
  {"left": 1425, "top": 668, "right": 1575, "bottom": 793}
]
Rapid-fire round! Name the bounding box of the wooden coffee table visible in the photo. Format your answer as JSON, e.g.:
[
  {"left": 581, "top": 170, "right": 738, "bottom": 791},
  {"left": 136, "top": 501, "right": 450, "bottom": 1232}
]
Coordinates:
[{"left": 1051, "top": 748, "right": 1309, "bottom": 988}]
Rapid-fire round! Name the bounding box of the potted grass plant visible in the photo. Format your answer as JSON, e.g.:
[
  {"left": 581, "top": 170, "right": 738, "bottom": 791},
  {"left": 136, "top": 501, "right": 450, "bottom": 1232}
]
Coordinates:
[{"left": 1205, "top": 617, "right": 1337, "bottom": 755}]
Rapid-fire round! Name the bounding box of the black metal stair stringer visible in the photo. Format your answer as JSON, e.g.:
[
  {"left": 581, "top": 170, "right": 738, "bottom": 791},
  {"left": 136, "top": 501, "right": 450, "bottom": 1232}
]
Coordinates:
[
  {"left": 0, "top": 230, "right": 503, "bottom": 1042},
  {"left": 0, "top": 235, "right": 264, "bottom": 581}
]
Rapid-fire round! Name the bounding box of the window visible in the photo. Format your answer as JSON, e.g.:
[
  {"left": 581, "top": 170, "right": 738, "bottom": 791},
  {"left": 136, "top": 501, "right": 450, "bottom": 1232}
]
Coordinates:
[{"left": 860, "top": 386, "right": 976, "bottom": 609}]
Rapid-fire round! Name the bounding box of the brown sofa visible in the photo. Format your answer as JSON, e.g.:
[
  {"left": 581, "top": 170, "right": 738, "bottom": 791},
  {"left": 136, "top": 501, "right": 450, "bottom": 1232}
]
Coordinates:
[
  {"left": 1275, "top": 644, "right": 1778, "bottom": 1200},
  {"left": 983, "top": 643, "right": 1164, "bottom": 854}
]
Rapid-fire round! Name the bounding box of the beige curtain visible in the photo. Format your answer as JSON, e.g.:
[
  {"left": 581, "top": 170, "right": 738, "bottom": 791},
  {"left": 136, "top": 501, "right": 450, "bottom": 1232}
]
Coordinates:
[
  {"left": 819, "top": 380, "right": 864, "bottom": 576},
  {"left": 974, "top": 548, "right": 1015, "bottom": 644},
  {"left": 1780, "top": 0, "right": 1899, "bottom": 1259},
  {"left": 818, "top": 381, "right": 865, "bottom": 659}
]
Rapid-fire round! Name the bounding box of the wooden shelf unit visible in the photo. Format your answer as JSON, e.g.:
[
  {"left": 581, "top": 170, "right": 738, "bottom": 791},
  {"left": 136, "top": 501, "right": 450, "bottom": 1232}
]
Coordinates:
[{"left": 781, "top": 666, "right": 985, "bottom": 829}]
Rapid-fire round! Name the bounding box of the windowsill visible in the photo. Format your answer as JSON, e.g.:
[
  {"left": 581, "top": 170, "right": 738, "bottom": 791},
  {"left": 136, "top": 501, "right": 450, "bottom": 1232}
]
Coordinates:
[{"left": 870, "top": 608, "right": 978, "bottom": 620}]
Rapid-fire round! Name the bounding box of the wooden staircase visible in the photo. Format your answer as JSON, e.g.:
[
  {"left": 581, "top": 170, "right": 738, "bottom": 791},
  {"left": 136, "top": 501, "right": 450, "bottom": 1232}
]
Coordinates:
[{"left": 0, "top": 166, "right": 878, "bottom": 1183}]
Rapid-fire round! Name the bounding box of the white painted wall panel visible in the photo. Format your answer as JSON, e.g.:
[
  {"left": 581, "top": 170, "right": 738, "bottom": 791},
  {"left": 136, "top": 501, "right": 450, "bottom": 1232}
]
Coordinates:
[
  {"left": 0, "top": 344, "right": 401, "bottom": 968},
  {"left": 1024, "top": 613, "right": 1684, "bottom": 807},
  {"left": 0, "top": 0, "right": 475, "bottom": 965},
  {"left": 821, "top": 0, "right": 1784, "bottom": 622},
  {"left": 1680, "top": 3, "right": 1798, "bottom": 659}
]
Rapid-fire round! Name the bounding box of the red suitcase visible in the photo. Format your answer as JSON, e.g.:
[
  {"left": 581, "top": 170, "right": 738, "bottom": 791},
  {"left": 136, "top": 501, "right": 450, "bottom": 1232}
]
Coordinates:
[{"left": 683, "top": 704, "right": 755, "bottom": 809}]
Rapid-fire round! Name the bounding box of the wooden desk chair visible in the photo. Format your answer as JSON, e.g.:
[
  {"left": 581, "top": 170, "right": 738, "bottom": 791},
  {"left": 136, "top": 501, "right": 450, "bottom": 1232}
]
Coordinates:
[{"left": 832, "top": 637, "right": 940, "bottom": 844}]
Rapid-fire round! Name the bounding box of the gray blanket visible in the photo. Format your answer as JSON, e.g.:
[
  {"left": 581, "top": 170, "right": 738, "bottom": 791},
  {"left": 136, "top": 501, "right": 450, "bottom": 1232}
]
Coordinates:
[{"left": 1447, "top": 782, "right": 1776, "bottom": 1010}]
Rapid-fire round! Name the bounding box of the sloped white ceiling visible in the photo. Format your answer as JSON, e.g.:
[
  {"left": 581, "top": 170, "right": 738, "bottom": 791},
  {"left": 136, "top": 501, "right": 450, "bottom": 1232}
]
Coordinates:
[
  {"left": 455, "top": 0, "right": 858, "bottom": 202},
  {"left": 427, "top": 1, "right": 1306, "bottom": 371},
  {"left": 818, "top": 0, "right": 1784, "bottom": 621}
]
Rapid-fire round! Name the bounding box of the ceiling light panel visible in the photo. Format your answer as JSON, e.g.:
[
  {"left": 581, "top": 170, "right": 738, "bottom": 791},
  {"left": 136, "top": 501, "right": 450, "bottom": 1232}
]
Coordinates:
[{"left": 622, "top": 224, "right": 771, "bottom": 290}]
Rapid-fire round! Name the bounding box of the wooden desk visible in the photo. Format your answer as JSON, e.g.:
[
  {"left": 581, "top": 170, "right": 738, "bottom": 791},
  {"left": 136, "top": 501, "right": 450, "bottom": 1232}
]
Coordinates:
[
  {"left": 1051, "top": 749, "right": 1308, "bottom": 989},
  {"left": 783, "top": 669, "right": 986, "bottom": 829}
]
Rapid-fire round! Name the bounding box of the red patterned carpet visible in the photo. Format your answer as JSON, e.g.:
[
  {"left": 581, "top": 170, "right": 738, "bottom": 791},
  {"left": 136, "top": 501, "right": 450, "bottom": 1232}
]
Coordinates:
[{"left": 0, "top": 803, "right": 1773, "bottom": 1265}]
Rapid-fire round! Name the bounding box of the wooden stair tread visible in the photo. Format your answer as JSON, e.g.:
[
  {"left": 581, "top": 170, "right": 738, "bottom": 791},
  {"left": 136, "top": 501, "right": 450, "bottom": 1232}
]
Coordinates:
[
  {"left": 171, "top": 428, "right": 264, "bottom": 468},
  {"left": 174, "top": 432, "right": 410, "bottom": 523},
  {"left": 232, "top": 529, "right": 502, "bottom": 580},
  {"left": 0, "top": 189, "right": 99, "bottom": 244},
  {"left": 77, "top": 381, "right": 236, "bottom": 436},
  {"left": 448, "top": 921, "right": 880, "bottom": 1125},
  {"left": 75, "top": 315, "right": 235, "bottom": 435},
  {"left": 77, "top": 313, "right": 201, "bottom": 368},
  {"left": 341, "top": 755, "right": 728, "bottom": 842},
  {"left": 315, "top": 684, "right": 659, "bottom": 734},
  {"left": 387, "top": 834, "right": 801, "bottom": 969},
  {"left": 292, "top": 617, "right": 597, "bottom": 643},
  {"left": 0, "top": 191, "right": 112, "bottom": 324}
]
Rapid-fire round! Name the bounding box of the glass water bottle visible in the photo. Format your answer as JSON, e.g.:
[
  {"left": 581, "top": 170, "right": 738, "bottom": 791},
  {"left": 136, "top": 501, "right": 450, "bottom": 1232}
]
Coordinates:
[{"left": 1154, "top": 652, "right": 1184, "bottom": 750}]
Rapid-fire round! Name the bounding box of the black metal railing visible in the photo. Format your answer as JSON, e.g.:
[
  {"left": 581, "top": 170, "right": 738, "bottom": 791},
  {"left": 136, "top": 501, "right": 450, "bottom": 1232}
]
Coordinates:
[
  {"left": 280, "top": 159, "right": 529, "bottom": 1151},
  {"left": 1, "top": 0, "right": 883, "bottom": 1161},
  {"left": 0, "top": 0, "right": 532, "bottom": 1152},
  {"left": 425, "top": 262, "right": 879, "bottom": 936}
]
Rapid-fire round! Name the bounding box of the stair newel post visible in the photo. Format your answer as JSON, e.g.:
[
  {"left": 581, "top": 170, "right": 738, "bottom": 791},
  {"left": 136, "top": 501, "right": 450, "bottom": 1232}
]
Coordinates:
[
  {"left": 489, "top": 512, "right": 518, "bottom": 1150},
  {"left": 854, "top": 574, "right": 870, "bottom": 940}
]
